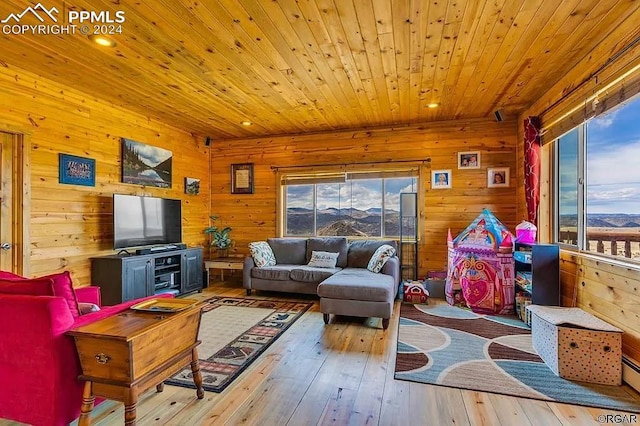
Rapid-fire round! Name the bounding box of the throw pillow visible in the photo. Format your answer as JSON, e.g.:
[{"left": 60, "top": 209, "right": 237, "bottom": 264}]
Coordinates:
[
  {"left": 307, "top": 251, "right": 339, "bottom": 269},
  {"left": 367, "top": 244, "right": 396, "bottom": 273},
  {"left": 0, "top": 278, "right": 55, "bottom": 296},
  {"left": 306, "top": 237, "right": 348, "bottom": 267},
  {"left": 249, "top": 241, "right": 276, "bottom": 268},
  {"left": 78, "top": 302, "right": 101, "bottom": 315},
  {"left": 39, "top": 271, "right": 81, "bottom": 317}
]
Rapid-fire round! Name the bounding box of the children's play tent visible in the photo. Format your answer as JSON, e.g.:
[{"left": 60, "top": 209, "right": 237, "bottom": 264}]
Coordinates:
[{"left": 446, "top": 209, "right": 515, "bottom": 315}]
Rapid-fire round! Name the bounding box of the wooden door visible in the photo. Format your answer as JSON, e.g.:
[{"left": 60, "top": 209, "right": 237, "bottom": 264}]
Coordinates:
[
  {"left": 0, "top": 132, "right": 14, "bottom": 272},
  {"left": 0, "top": 129, "right": 27, "bottom": 275}
]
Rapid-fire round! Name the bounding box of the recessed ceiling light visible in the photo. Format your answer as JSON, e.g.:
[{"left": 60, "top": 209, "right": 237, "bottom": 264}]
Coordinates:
[
  {"left": 241, "top": 121, "right": 252, "bottom": 126},
  {"left": 89, "top": 35, "right": 116, "bottom": 47},
  {"left": 427, "top": 103, "right": 439, "bottom": 108}
]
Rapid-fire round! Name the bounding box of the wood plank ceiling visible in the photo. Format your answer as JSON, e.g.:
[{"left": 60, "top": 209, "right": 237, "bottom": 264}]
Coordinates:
[{"left": 0, "top": 0, "right": 639, "bottom": 140}]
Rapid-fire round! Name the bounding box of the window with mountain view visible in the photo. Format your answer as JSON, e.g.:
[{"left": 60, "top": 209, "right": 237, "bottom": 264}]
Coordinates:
[
  {"left": 554, "top": 93, "right": 640, "bottom": 261},
  {"left": 284, "top": 175, "right": 417, "bottom": 237}
]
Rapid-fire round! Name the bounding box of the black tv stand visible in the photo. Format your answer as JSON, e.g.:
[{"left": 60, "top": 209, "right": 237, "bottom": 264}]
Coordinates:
[{"left": 91, "top": 247, "right": 203, "bottom": 305}]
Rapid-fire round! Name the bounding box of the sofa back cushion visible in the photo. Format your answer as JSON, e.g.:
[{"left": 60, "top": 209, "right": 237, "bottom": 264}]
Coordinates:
[
  {"left": 39, "top": 271, "right": 81, "bottom": 317},
  {"left": 267, "top": 238, "right": 307, "bottom": 264},
  {"left": 306, "top": 237, "right": 348, "bottom": 268},
  {"left": 0, "top": 271, "right": 24, "bottom": 280},
  {"left": 0, "top": 278, "right": 55, "bottom": 296},
  {"left": 347, "top": 240, "right": 398, "bottom": 268},
  {"left": 0, "top": 270, "right": 81, "bottom": 317}
]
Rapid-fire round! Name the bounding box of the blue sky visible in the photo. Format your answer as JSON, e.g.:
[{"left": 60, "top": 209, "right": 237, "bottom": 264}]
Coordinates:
[
  {"left": 559, "top": 95, "right": 640, "bottom": 215},
  {"left": 586, "top": 95, "right": 640, "bottom": 214}
]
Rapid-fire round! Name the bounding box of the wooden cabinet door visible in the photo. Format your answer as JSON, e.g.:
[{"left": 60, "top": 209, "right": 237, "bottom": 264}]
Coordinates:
[
  {"left": 181, "top": 248, "right": 203, "bottom": 294},
  {"left": 123, "top": 256, "right": 153, "bottom": 301}
]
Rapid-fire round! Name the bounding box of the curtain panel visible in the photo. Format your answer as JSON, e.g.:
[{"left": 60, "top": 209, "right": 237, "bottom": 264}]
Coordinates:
[{"left": 524, "top": 117, "right": 541, "bottom": 227}]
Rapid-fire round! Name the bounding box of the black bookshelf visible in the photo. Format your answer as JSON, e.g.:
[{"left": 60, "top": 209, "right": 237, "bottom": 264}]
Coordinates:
[{"left": 514, "top": 242, "right": 560, "bottom": 306}]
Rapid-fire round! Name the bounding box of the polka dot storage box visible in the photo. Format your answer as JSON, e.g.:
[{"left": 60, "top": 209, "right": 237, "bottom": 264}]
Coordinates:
[{"left": 527, "top": 305, "right": 623, "bottom": 385}]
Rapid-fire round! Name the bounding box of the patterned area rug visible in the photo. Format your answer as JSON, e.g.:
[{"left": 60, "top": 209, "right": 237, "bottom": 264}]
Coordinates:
[
  {"left": 395, "top": 301, "right": 640, "bottom": 413},
  {"left": 166, "top": 297, "right": 312, "bottom": 393}
]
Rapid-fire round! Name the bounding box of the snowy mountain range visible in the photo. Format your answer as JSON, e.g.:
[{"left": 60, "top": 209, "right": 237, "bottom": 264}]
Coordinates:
[
  {"left": 560, "top": 214, "right": 640, "bottom": 228},
  {"left": 286, "top": 206, "right": 403, "bottom": 236}
]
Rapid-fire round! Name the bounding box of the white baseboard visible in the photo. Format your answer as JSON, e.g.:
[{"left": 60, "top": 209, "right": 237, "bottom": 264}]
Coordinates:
[{"left": 623, "top": 356, "right": 640, "bottom": 392}]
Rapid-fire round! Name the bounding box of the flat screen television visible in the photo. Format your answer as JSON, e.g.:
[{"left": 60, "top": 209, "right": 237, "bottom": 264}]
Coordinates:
[{"left": 113, "top": 194, "right": 182, "bottom": 250}]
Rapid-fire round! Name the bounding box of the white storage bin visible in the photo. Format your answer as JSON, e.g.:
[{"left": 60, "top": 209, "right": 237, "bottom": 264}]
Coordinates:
[{"left": 527, "top": 305, "right": 623, "bottom": 385}]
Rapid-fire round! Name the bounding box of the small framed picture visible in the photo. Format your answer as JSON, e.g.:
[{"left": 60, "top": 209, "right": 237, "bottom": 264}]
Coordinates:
[
  {"left": 458, "top": 151, "right": 480, "bottom": 169},
  {"left": 431, "top": 169, "right": 452, "bottom": 189},
  {"left": 488, "top": 167, "right": 509, "bottom": 187},
  {"left": 59, "top": 154, "right": 96, "bottom": 187},
  {"left": 231, "top": 163, "right": 254, "bottom": 194},
  {"left": 184, "top": 177, "right": 200, "bottom": 195}
]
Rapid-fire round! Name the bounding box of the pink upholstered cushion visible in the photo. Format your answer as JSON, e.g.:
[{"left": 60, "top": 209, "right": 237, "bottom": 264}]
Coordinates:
[
  {"left": 0, "top": 278, "right": 55, "bottom": 296},
  {"left": 0, "top": 271, "right": 24, "bottom": 280},
  {"left": 39, "top": 271, "right": 81, "bottom": 317},
  {"left": 0, "top": 271, "right": 81, "bottom": 317}
]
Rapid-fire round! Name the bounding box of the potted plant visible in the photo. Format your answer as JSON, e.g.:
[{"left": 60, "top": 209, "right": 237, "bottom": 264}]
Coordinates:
[{"left": 204, "top": 215, "right": 233, "bottom": 258}]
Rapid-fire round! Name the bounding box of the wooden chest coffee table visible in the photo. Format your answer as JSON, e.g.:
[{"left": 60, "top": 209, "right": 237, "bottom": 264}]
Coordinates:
[{"left": 67, "top": 299, "right": 205, "bottom": 425}]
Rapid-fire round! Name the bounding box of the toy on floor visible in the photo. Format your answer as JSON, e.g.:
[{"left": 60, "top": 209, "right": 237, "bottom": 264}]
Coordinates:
[
  {"left": 403, "top": 280, "right": 429, "bottom": 304},
  {"left": 446, "top": 209, "right": 515, "bottom": 315}
]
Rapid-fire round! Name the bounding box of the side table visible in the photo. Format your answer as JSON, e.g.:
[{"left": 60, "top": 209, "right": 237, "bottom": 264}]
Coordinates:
[
  {"left": 67, "top": 300, "right": 205, "bottom": 425},
  {"left": 204, "top": 257, "right": 244, "bottom": 282}
]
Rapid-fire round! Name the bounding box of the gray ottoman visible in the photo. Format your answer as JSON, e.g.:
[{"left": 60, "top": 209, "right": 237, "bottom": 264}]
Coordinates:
[{"left": 317, "top": 268, "right": 396, "bottom": 330}]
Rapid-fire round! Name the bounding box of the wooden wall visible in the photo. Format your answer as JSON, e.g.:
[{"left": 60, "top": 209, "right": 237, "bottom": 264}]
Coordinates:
[
  {"left": 0, "top": 60, "right": 518, "bottom": 287},
  {"left": 210, "top": 119, "right": 518, "bottom": 275},
  {"left": 518, "top": 40, "right": 640, "bottom": 363},
  {"left": 0, "top": 65, "right": 211, "bottom": 286}
]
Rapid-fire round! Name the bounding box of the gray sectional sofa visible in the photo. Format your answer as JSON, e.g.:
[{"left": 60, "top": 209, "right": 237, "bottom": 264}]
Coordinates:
[{"left": 243, "top": 237, "right": 400, "bottom": 329}]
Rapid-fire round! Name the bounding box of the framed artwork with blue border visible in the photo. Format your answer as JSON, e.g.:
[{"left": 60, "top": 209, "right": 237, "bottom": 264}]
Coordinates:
[{"left": 59, "top": 154, "right": 96, "bottom": 186}]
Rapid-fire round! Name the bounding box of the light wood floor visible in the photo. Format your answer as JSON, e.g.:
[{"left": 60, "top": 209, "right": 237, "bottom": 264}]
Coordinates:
[{"left": 5, "top": 279, "right": 638, "bottom": 425}]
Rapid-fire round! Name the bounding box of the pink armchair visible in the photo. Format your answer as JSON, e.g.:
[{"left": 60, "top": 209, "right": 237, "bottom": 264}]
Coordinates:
[{"left": 0, "top": 285, "right": 165, "bottom": 426}]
